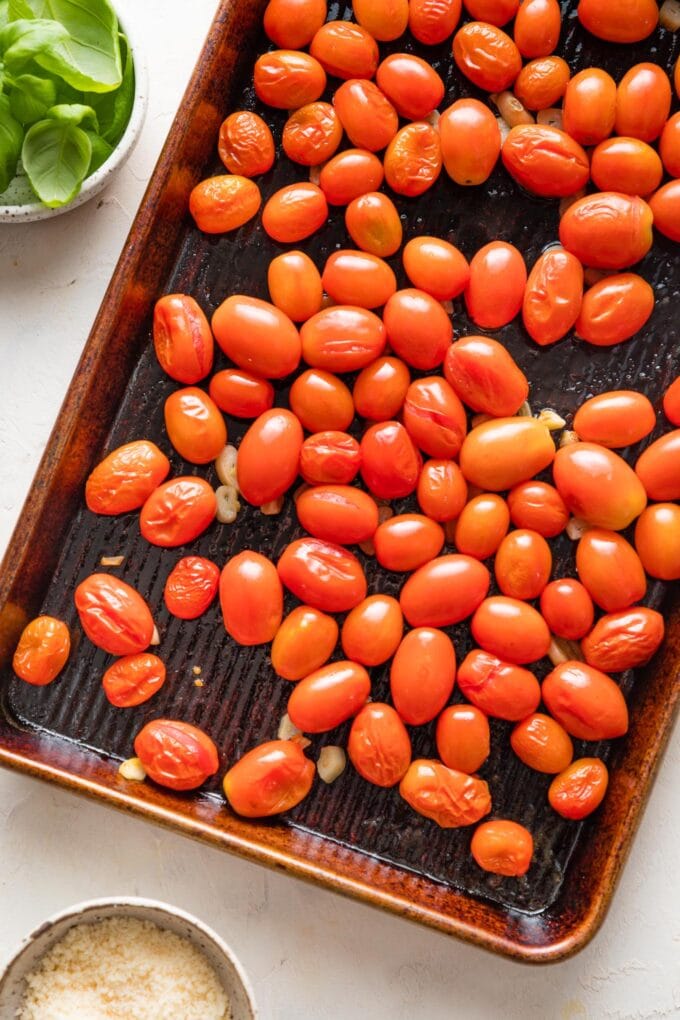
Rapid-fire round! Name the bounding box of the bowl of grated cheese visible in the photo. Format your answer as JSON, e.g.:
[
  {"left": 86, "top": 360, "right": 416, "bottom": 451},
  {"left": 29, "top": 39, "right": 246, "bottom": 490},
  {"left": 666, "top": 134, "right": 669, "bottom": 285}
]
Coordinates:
[{"left": 0, "top": 897, "right": 257, "bottom": 1020}]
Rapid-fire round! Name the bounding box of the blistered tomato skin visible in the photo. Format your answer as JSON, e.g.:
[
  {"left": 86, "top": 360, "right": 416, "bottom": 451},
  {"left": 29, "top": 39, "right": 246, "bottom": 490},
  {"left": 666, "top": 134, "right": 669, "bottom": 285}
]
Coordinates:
[
  {"left": 501, "top": 125, "right": 589, "bottom": 198},
  {"left": 296, "top": 485, "right": 378, "bottom": 545},
  {"left": 360, "top": 421, "right": 422, "bottom": 500},
  {"left": 135, "top": 720, "right": 219, "bottom": 792},
  {"left": 383, "top": 290, "right": 453, "bottom": 372},
  {"left": 444, "top": 335, "right": 529, "bottom": 416},
  {"left": 403, "top": 237, "right": 470, "bottom": 301},
  {"left": 576, "top": 529, "right": 646, "bottom": 614},
  {"left": 454, "top": 495, "right": 510, "bottom": 561},
  {"left": 262, "top": 183, "right": 329, "bottom": 244},
  {"left": 542, "top": 662, "right": 628, "bottom": 741},
  {"left": 333, "top": 79, "right": 398, "bottom": 153},
  {"left": 558, "top": 192, "right": 654, "bottom": 270},
  {"left": 153, "top": 295, "right": 214, "bottom": 384},
  {"left": 254, "top": 50, "right": 326, "bottom": 109},
  {"left": 223, "top": 740, "right": 315, "bottom": 817},
  {"left": 289, "top": 369, "right": 354, "bottom": 433},
  {"left": 271, "top": 606, "right": 339, "bottom": 681},
  {"left": 436, "top": 705, "right": 490, "bottom": 774},
  {"left": 439, "top": 99, "right": 501, "bottom": 186},
  {"left": 391, "top": 627, "right": 456, "bottom": 726},
  {"left": 374, "top": 515, "right": 445, "bottom": 572},
  {"left": 209, "top": 369, "right": 275, "bottom": 419},
  {"left": 384, "top": 122, "right": 442, "bottom": 198},
  {"left": 282, "top": 102, "right": 343, "bottom": 168},
  {"left": 86, "top": 441, "right": 171, "bottom": 516},
  {"left": 457, "top": 649, "right": 541, "bottom": 720},
  {"left": 513, "top": 0, "right": 561, "bottom": 58},
  {"left": 636, "top": 431, "right": 680, "bottom": 501},
  {"left": 341, "top": 595, "right": 403, "bottom": 667},
  {"left": 212, "top": 295, "right": 301, "bottom": 380},
  {"left": 220, "top": 551, "right": 283, "bottom": 646},
  {"left": 553, "top": 443, "right": 647, "bottom": 530},
  {"left": 409, "top": 0, "right": 462, "bottom": 44},
  {"left": 75, "top": 575, "right": 155, "bottom": 656},
  {"left": 301, "top": 306, "right": 386, "bottom": 373},
  {"left": 539, "top": 578, "right": 594, "bottom": 640},
  {"left": 581, "top": 608, "right": 665, "bottom": 673},
  {"left": 402, "top": 377, "right": 467, "bottom": 459},
  {"left": 514, "top": 55, "right": 570, "bottom": 110},
  {"left": 577, "top": 0, "right": 657, "bottom": 43},
  {"left": 263, "top": 0, "right": 327, "bottom": 49},
  {"left": 634, "top": 504, "right": 680, "bottom": 580},
  {"left": 507, "top": 481, "right": 569, "bottom": 538},
  {"left": 494, "top": 529, "right": 552, "bottom": 601},
  {"left": 218, "top": 111, "right": 275, "bottom": 177},
  {"left": 103, "top": 653, "right": 166, "bottom": 708},
  {"left": 164, "top": 388, "right": 227, "bottom": 465},
  {"left": 299, "top": 431, "right": 361, "bottom": 486},
  {"left": 353, "top": 0, "right": 409, "bottom": 41},
  {"left": 591, "top": 138, "right": 663, "bottom": 197},
  {"left": 459, "top": 418, "right": 555, "bottom": 492},
  {"left": 465, "top": 242, "right": 527, "bottom": 329},
  {"left": 549, "top": 758, "right": 609, "bottom": 820},
  {"left": 452, "top": 22, "right": 522, "bottom": 92},
  {"left": 615, "top": 63, "right": 671, "bottom": 143},
  {"left": 237, "top": 410, "right": 303, "bottom": 507},
  {"left": 353, "top": 357, "right": 410, "bottom": 422},
  {"left": 278, "top": 538, "right": 367, "bottom": 612},
  {"left": 575, "top": 274, "right": 654, "bottom": 347},
  {"left": 400, "top": 555, "right": 490, "bottom": 628},
  {"left": 562, "top": 68, "right": 616, "bottom": 147},
  {"left": 322, "top": 251, "right": 397, "bottom": 310},
  {"left": 573, "top": 391, "right": 655, "bottom": 449},
  {"left": 310, "top": 21, "right": 379, "bottom": 80},
  {"left": 471, "top": 597, "right": 551, "bottom": 664},
  {"left": 417, "top": 459, "right": 468, "bottom": 522},
  {"left": 376, "top": 54, "right": 445, "bottom": 120},
  {"left": 522, "top": 248, "right": 583, "bottom": 347},
  {"left": 510, "top": 714, "right": 573, "bottom": 774},
  {"left": 348, "top": 703, "right": 412, "bottom": 787},
  {"left": 345, "top": 191, "right": 403, "bottom": 257},
  {"left": 471, "top": 820, "right": 534, "bottom": 877},
  {"left": 189, "top": 176, "right": 261, "bottom": 234},
  {"left": 13, "top": 617, "right": 70, "bottom": 686},
  {"left": 319, "top": 150, "right": 385, "bottom": 206},
  {"left": 400, "top": 760, "right": 492, "bottom": 829},
  {"left": 649, "top": 180, "right": 680, "bottom": 244},
  {"left": 164, "top": 556, "right": 220, "bottom": 620},
  {"left": 140, "top": 478, "right": 216, "bottom": 548},
  {"left": 287, "top": 660, "right": 371, "bottom": 733}
]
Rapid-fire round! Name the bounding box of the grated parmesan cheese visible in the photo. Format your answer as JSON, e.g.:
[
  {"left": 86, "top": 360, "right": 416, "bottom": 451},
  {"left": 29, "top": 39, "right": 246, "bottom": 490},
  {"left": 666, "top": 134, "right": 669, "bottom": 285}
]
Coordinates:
[{"left": 18, "top": 916, "right": 232, "bottom": 1020}]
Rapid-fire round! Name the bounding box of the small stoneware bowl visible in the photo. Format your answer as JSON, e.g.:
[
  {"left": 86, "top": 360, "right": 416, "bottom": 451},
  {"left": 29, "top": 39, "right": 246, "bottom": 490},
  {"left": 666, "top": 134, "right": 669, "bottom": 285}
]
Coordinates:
[
  {"left": 0, "top": 896, "right": 257, "bottom": 1019},
  {"left": 0, "top": 12, "right": 147, "bottom": 224}
]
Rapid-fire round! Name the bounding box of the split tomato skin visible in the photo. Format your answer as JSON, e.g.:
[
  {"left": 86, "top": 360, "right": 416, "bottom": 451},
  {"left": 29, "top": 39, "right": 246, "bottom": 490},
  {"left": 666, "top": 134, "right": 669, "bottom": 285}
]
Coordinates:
[
  {"left": 417, "top": 459, "right": 468, "bottom": 523},
  {"left": 374, "top": 514, "right": 445, "bottom": 572},
  {"left": 459, "top": 417, "right": 555, "bottom": 492},
  {"left": 164, "top": 556, "right": 220, "bottom": 620},
  {"left": 75, "top": 574, "right": 155, "bottom": 656},
  {"left": 575, "top": 274, "right": 654, "bottom": 347},
  {"left": 237, "top": 409, "right": 303, "bottom": 507},
  {"left": 135, "top": 720, "right": 219, "bottom": 792},
  {"left": 402, "top": 376, "right": 467, "bottom": 459},
  {"left": 457, "top": 649, "right": 541, "bottom": 720},
  {"left": 636, "top": 431, "right": 680, "bottom": 501},
  {"left": 502, "top": 125, "right": 589, "bottom": 197},
  {"left": 548, "top": 757, "right": 609, "bottom": 820},
  {"left": 522, "top": 247, "right": 583, "bottom": 347},
  {"left": 465, "top": 242, "right": 527, "bottom": 329},
  {"left": 140, "top": 477, "right": 216, "bottom": 548},
  {"left": 295, "top": 485, "right": 379, "bottom": 545},
  {"left": 341, "top": 595, "right": 403, "bottom": 667},
  {"left": 153, "top": 294, "right": 214, "bottom": 384},
  {"left": 436, "top": 705, "right": 490, "bottom": 774},
  {"left": 573, "top": 391, "right": 656, "bottom": 448},
  {"left": 376, "top": 53, "right": 445, "bottom": 120},
  {"left": 223, "top": 740, "right": 315, "bottom": 817},
  {"left": 299, "top": 431, "right": 361, "bottom": 486},
  {"left": 507, "top": 481, "right": 569, "bottom": 538},
  {"left": 13, "top": 616, "right": 70, "bottom": 686},
  {"left": 277, "top": 538, "right": 367, "bottom": 612},
  {"left": 390, "top": 627, "right": 456, "bottom": 726},
  {"left": 581, "top": 607, "right": 665, "bottom": 673},
  {"left": 471, "top": 596, "right": 551, "bottom": 664},
  {"left": 220, "top": 551, "right": 283, "bottom": 646},
  {"left": 254, "top": 50, "right": 326, "bottom": 109},
  {"left": 452, "top": 21, "right": 522, "bottom": 93},
  {"left": 103, "top": 653, "right": 166, "bottom": 708},
  {"left": 301, "top": 306, "right": 386, "bottom": 373},
  {"left": 553, "top": 443, "right": 647, "bottom": 530},
  {"left": 85, "top": 441, "right": 170, "bottom": 516},
  {"left": 558, "top": 192, "right": 654, "bottom": 270},
  {"left": 539, "top": 578, "right": 594, "bottom": 640},
  {"left": 439, "top": 99, "right": 501, "bottom": 186},
  {"left": 212, "top": 295, "right": 301, "bottom": 380},
  {"left": 287, "top": 660, "right": 371, "bottom": 733},
  {"left": 510, "top": 713, "right": 573, "bottom": 774},
  {"left": 164, "top": 388, "right": 227, "bottom": 465},
  {"left": 400, "top": 760, "right": 492, "bottom": 829},
  {"left": 353, "top": 357, "right": 410, "bottom": 422},
  {"left": 444, "top": 335, "right": 529, "bottom": 417},
  {"left": 209, "top": 369, "right": 274, "bottom": 419},
  {"left": 400, "top": 555, "right": 490, "bottom": 628},
  {"left": 271, "top": 606, "right": 339, "bottom": 682},
  {"left": 360, "top": 421, "right": 422, "bottom": 500},
  {"left": 218, "top": 111, "right": 275, "bottom": 177},
  {"left": 454, "top": 494, "right": 510, "bottom": 561},
  {"left": 634, "top": 503, "right": 680, "bottom": 580},
  {"left": 471, "top": 820, "right": 533, "bottom": 877},
  {"left": 576, "top": 529, "right": 647, "bottom": 614},
  {"left": 542, "top": 661, "right": 629, "bottom": 741},
  {"left": 383, "top": 290, "right": 453, "bottom": 371},
  {"left": 348, "top": 703, "right": 412, "bottom": 787}
]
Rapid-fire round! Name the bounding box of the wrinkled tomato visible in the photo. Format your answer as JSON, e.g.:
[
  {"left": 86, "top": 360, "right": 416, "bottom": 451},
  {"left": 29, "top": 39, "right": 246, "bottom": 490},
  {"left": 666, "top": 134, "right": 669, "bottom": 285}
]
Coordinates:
[
  {"left": 522, "top": 247, "right": 583, "bottom": 347},
  {"left": 514, "top": 55, "right": 570, "bottom": 110},
  {"left": 153, "top": 294, "right": 214, "bottom": 384},
  {"left": 189, "top": 175, "right": 261, "bottom": 234},
  {"left": 75, "top": 574, "right": 155, "bottom": 656},
  {"left": 301, "top": 305, "right": 386, "bottom": 372},
  {"left": 453, "top": 21, "right": 522, "bottom": 92},
  {"left": 299, "top": 431, "right": 361, "bottom": 486},
  {"left": 310, "top": 21, "right": 379, "bottom": 80},
  {"left": 502, "top": 124, "right": 589, "bottom": 197},
  {"left": 444, "top": 335, "right": 528, "bottom": 416},
  {"left": 471, "top": 820, "right": 533, "bottom": 877},
  {"left": 400, "top": 760, "right": 491, "bottom": 828},
  {"left": 140, "top": 477, "right": 216, "bottom": 547},
  {"left": 458, "top": 648, "right": 541, "bottom": 720},
  {"left": 223, "top": 740, "right": 315, "bottom": 816},
  {"left": 164, "top": 387, "right": 227, "bottom": 465},
  {"left": 282, "top": 102, "right": 343, "bottom": 167},
  {"left": 383, "top": 122, "right": 442, "bottom": 197},
  {"left": 575, "top": 274, "right": 654, "bottom": 347},
  {"left": 333, "top": 79, "right": 398, "bottom": 153},
  {"left": 135, "top": 719, "right": 219, "bottom": 792},
  {"left": 278, "top": 538, "right": 367, "bottom": 612},
  {"left": 103, "top": 653, "right": 166, "bottom": 708},
  {"left": 409, "top": 0, "right": 462, "bottom": 45},
  {"left": 360, "top": 421, "right": 422, "bottom": 500},
  {"left": 510, "top": 713, "right": 573, "bottom": 774},
  {"left": 164, "top": 556, "right": 220, "bottom": 620},
  {"left": 254, "top": 50, "right": 326, "bottom": 109},
  {"left": 348, "top": 703, "right": 412, "bottom": 787},
  {"left": 86, "top": 440, "right": 170, "bottom": 516},
  {"left": 402, "top": 377, "right": 467, "bottom": 459},
  {"left": 417, "top": 459, "right": 468, "bottom": 522},
  {"left": 542, "top": 661, "right": 628, "bottom": 741},
  {"left": 548, "top": 757, "right": 609, "bottom": 820},
  {"left": 218, "top": 111, "right": 275, "bottom": 177},
  {"left": 559, "top": 192, "right": 654, "bottom": 270},
  {"left": 581, "top": 607, "right": 664, "bottom": 673},
  {"left": 13, "top": 616, "right": 70, "bottom": 686}
]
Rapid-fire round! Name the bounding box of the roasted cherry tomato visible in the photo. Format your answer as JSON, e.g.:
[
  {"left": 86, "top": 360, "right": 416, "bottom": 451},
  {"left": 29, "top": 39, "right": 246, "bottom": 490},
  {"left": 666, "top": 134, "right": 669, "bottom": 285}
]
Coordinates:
[
  {"left": 400, "top": 760, "right": 491, "bottom": 828},
  {"left": 562, "top": 67, "right": 615, "bottom": 146},
  {"left": 403, "top": 237, "right": 470, "bottom": 301},
  {"left": 573, "top": 390, "right": 656, "bottom": 448},
  {"left": 383, "top": 122, "right": 442, "bottom": 197},
  {"left": 13, "top": 616, "right": 70, "bottom": 686},
  {"left": 542, "top": 661, "right": 628, "bottom": 741},
  {"left": 460, "top": 417, "right": 555, "bottom": 492},
  {"left": 220, "top": 551, "right": 283, "bottom": 646},
  {"left": 262, "top": 182, "right": 328, "bottom": 244},
  {"left": 454, "top": 494, "right": 510, "bottom": 560},
  {"left": 333, "top": 79, "right": 398, "bottom": 153},
  {"left": 209, "top": 369, "right": 274, "bottom": 419},
  {"left": 164, "top": 387, "right": 226, "bottom": 465},
  {"left": 402, "top": 377, "right": 467, "bottom": 459},
  {"left": 296, "top": 484, "right": 378, "bottom": 545},
  {"left": 310, "top": 21, "right": 379, "bottom": 80},
  {"left": 548, "top": 757, "right": 609, "bottom": 820},
  {"left": 164, "top": 556, "right": 220, "bottom": 620},
  {"left": 282, "top": 102, "right": 343, "bottom": 167},
  {"left": 615, "top": 63, "right": 671, "bottom": 143},
  {"left": 289, "top": 369, "right": 355, "bottom": 433},
  {"left": 75, "top": 574, "right": 154, "bottom": 656},
  {"left": 353, "top": 0, "right": 409, "bottom": 41},
  {"left": 636, "top": 431, "right": 680, "bottom": 501},
  {"left": 510, "top": 713, "right": 573, "bottom": 774},
  {"left": 649, "top": 180, "right": 680, "bottom": 243},
  {"left": 452, "top": 21, "right": 522, "bottom": 92},
  {"left": 271, "top": 605, "right": 339, "bottom": 681},
  {"left": 464, "top": 0, "right": 518, "bottom": 24},
  {"left": 539, "top": 578, "right": 594, "bottom": 640},
  {"left": 417, "top": 459, "right": 468, "bottom": 522},
  {"left": 319, "top": 149, "right": 385, "bottom": 206},
  {"left": 189, "top": 175, "right": 261, "bottom": 234},
  {"left": 439, "top": 99, "right": 501, "bottom": 186},
  {"left": 581, "top": 607, "right": 664, "bottom": 673},
  {"left": 575, "top": 273, "right": 654, "bottom": 347},
  {"left": 278, "top": 538, "right": 367, "bottom": 612},
  {"left": 558, "top": 192, "right": 654, "bottom": 270},
  {"left": 301, "top": 306, "right": 386, "bottom": 372},
  {"left": 576, "top": 529, "right": 646, "bottom": 613},
  {"left": 507, "top": 481, "right": 569, "bottom": 538},
  {"left": 391, "top": 627, "right": 456, "bottom": 726},
  {"left": 135, "top": 719, "right": 218, "bottom": 792},
  {"left": 502, "top": 125, "right": 589, "bottom": 197},
  {"left": 153, "top": 294, "right": 214, "bottom": 384},
  {"left": 590, "top": 137, "right": 663, "bottom": 197},
  {"left": 376, "top": 53, "right": 445, "bottom": 120},
  {"left": 514, "top": 55, "right": 570, "bottom": 110},
  {"left": 374, "top": 514, "right": 445, "bottom": 572},
  {"left": 353, "top": 356, "right": 410, "bottom": 422},
  {"left": 553, "top": 443, "right": 647, "bottom": 530},
  {"left": 341, "top": 595, "right": 403, "bottom": 666},
  {"left": 436, "top": 705, "right": 490, "bottom": 774},
  {"left": 254, "top": 50, "right": 326, "bottom": 109},
  {"left": 444, "top": 335, "right": 528, "bottom": 416},
  {"left": 140, "top": 477, "right": 216, "bottom": 547},
  {"left": 676, "top": 54, "right": 680, "bottom": 99},
  {"left": 86, "top": 441, "right": 170, "bottom": 516},
  {"left": 237, "top": 409, "right": 303, "bottom": 507},
  {"left": 577, "top": 0, "right": 657, "bottom": 43},
  {"left": 322, "top": 250, "right": 397, "bottom": 310},
  {"left": 287, "top": 660, "right": 371, "bottom": 732},
  {"left": 360, "top": 421, "right": 421, "bottom": 499},
  {"left": 465, "top": 242, "right": 527, "bottom": 329},
  {"left": 634, "top": 503, "right": 680, "bottom": 580},
  {"left": 103, "top": 653, "right": 166, "bottom": 708},
  {"left": 409, "top": 0, "right": 462, "bottom": 44},
  {"left": 513, "top": 0, "right": 561, "bottom": 57},
  {"left": 223, "top": 740, "right": 315, "bottom": 817},
  {"left": 212, "top": 295, "right": 301, "bottom": 380},
  {"left": 660, "top": 113, "right": 680, "bottom": 178},
  {"left": 400, "top": 555, "right": 490, "bottom": 627},
  {"left": 458, "top": 649, "right": 541, "bottom": 720},
  {"left": 217, "top": 111, "right": 275, "bottom": 177},
  {"left": 471, "top": 820, "right": 533, "bottom": 877},
  {"left": 345, "top": 191, "right": 403, "bottom": 257},
  {"left": 522, "top": 247, "right": 583, "bottom": 347},
  {"left": 348, "top": 703, "right": 412, "bottom": 787},
  {"left": 299, "top": 431, "right": 361, "bottom": 486},
  {"left": 494, "top": 528, "right": 552, "bottom": 601},
  {"left": 471, "top": 596, "right": 551, "bottom": 664},
  {"left": 383, "top": 290, "right": 452, "bottom": 371},
  {"left": 263, "top": 0, "right": 327, "bottom": 49}
]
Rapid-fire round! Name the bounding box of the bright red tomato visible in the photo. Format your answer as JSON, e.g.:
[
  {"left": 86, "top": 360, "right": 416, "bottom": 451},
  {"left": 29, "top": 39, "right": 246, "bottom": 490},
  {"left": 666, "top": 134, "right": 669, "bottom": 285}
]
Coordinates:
[
  {"left": 383, "top": 290, "right": 452, "bottom": 371},
  {"left": 299, "top": 431, "right": 361, "bottom": 486},
  {"left": 502, "top": 125, "right": 589, "bottom": 197},
  {"left": 444, "top": 335, "right": 529, "bottom": 416},
  {"left": 374, "top": 514, "right": 445, "bottom": 572},
  {"left": 341, "top": 595, "right": 403, "bottom": 666},
  {"left": 295, "top": 485, "right": 378, "bottom": 545},
  {"left": 636, "top": 431, "right": 680, "bottom": 501},
  {"left": 660, "top": 113, "right": 680, "bottom": 178},
  {"left": 223, "top": 740, "right": 315, "bottom": 816},
  {"left": 402, "top": 377, "right": 467, "bottom": 459},
  {"left": 457, "top": 648, "right": 541, "bottom": 720},
  {"left": 471, "top": 596, "right": 551, "bottom": 664},
  {"left": 212, "top": 295, "right": 300, "bottom": 380},
  {"left": 465, "top": 242, "right": 527, "bottom": 329},
  {"left": 436, "top": 705, "right": 490, "bottom": 774},
  {"left": 13, "top": 616, "right": 70, "bottom": 686},
  {"left": 287, "top": 660, "right": 371, "bottom": 732},
  {"left": 75, "top": 574, "right": 154, "bottom": 655},
  {"left": 278, "top": 538, "right": 367, "bottom": 612},
  {"left": 576, "top": 529, "right": 647, "bottom": 613},
  {"left": 220, "top": 551, "right": 283, "bottom": 646},
  {"left": 573, "top": 390, "right": 656, "bottom": 448},
  {"left": 153, "top": 294, "right": 214, "bottom": 384},
  {"left": 360, "top": 421, "right": 422, "bottom": 500},
  {"left": 237, "top": 410, "right": 303, "bottom": 508},
  {"left": 209, "top": 369, "right": 274, "bottom": 419},
  {"left": 353, "top": 357, "right": 410, "bottom": 422},
  {"left": 522, "top": 247, "right": 583, "bottom": 347},
  {"left": 85, "top": 441, "right": 170, "bottom": 516},
  {"left": 581, "top": 607, "right": 664, "bottom": 673},
  {"left": 391, "top": 627, "right": 456, "bottom": 726},
  {"left": 271, "top": 606, "right": 339, "bottom": 682},
  {"left": 164, "top": 556, "right": 220, "bottom": 620},
  {"left": 553, "top": 443, "right": 647, "bottom": 530},
  {"left": 135, "top": 720, "right": 219, "bottom": 791},
  {"left": 348, "top": 703, "right": 412, "bottom": 787},
  {"left": 507, "top": 481, "right": 569, "bottom": 538},
  {"left": 301, "top": 306, "right": 386, "bottom": 372},
  {"left": 399, "top": 555, "right": 490, "bottom": 627},
  {"left": 539, "top": 578, "right": 594, "bottom": 640},
  {"left": 103, "top": 653, "right": 166, "bottom": 708},
  {"left": 417, "top": 459, "right": 468, "bottom": 522},
  {"left": 548, "top": 757, "right": 609, "bottom": 820},
  {"left": 542, "top": 662, "right": 628, "bottom": 740},
  {"left": 439, "top": 99, "right": 501, "bottom": 186},
  {"left": 400, "top": 760, "right": 491, "bottom": 828}
]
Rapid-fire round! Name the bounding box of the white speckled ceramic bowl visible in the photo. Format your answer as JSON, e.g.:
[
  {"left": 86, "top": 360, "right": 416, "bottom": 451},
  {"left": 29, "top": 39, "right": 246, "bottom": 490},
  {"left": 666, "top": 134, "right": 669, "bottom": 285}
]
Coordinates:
[
  {"left": 0, "top": 13, "right": 147, "bottom": 224},
  {"left": 0, "top": 897, "right": 257, "bottom": 1019}
]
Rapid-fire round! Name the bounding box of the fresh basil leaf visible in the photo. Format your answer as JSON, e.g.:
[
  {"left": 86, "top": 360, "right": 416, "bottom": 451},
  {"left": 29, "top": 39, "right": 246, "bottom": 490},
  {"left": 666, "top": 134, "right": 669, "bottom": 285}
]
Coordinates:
[
  {"left": 0, "top": 17, "right": 69, "bottom": 68},
  {"left": 8, "top": 0, "right": 34, "bottom": 17},
  {"left": 84, "top": 127, "right": 110, "bottom": 174},
  {"left": 20, "top": 0, "right": 122, "bottom": 92},
  {"left": 85, "top": 32, "right": 133, "bottom": 145},
  {"left": 0, "top": 1, "right": 10, "bottom": 29},
  {"left": 0, "top": 91, "right": 24, "bottom": 192},
  {"left": 47, "top": 101, "right": 97, "bottom": 129},
  {"left": 8, "top": 72, "right": 56, "bottom": 123},
  {"left": 22, "top": 114, "right": 91, "bottom": 205}
]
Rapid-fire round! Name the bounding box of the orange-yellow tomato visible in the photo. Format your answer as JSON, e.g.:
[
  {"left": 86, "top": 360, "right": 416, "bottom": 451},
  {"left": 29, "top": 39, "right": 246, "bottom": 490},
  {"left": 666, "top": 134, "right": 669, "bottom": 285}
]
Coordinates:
[
  {"left": 341, "top": 595, "right": 403, "bottom": 666},
  {"left": 577, "top": 0, "right": 657, "bottom": 42},
  {"left": 539, "top": 578, "right": 594, "bottom": 640},
  {"left": 436, "top": 705, "right": 490, "bottom": 774},
  {"left": 189, "top": 175, "right": 261, "bottom": 234},
  {"left": 636, "top": 431, "right": 680, "bottom": 500},
  {"left": 464, "top": 0, "right": 518, "bottom": 24},
  {"left": 403, "top": 237, "right": 470, "bottom": 301},
  {"left": 318, "top": 149, "right": 384, "bottom": 206},
  {"left": 333, "top": 79, "right": 398, "bottom": 153},
  {"left": 288, "top": 660, "right": 371, "bottom": 732},
  {"left": 591, "top": 137, "right": 663, "bottom": 196},
  {"left": 263, "top": 0, "right": 327, "bottom": 49},
  {"left": 465, "top": 241, "right": 527, "bottom": 329},
  {"left": 553, "top": 443, "right": 647, "bottom": 529},
  {"left": 135, "top": 720, "right": 218, "bottom": 792},
  {"left": 615, "top": 63, "right": 671, "bottom": 143},
  {"left": 559, "top": 192, "right": 654, "bottom": 270},
  {"left": 220, "top": 550, "right": 283, "bottom": 646},
  {"left": 458, "top": 648, "right": 541, "bottom": 719},
  {"left": 581, "top": 607, "right": 664, "bottom": 673},
  {"left": 383, "top": 290, "right": 453, "bottom": 371},
  {"left": 345, "top": 191, "right": 403, "bottom": 257},
  {"left": 322, "top": 250, "right": 396, "bottom": 309},
  {"left": 278, "top": 537, "right": 367, "bottom": 612},
  {"left": 471, "top": 596, "right": 551, "bottom": 664},
  {"left": 254, "top": 50, "right": 326, "bottom": 109},
  {"left": 391, "top": 627, "right": 456, "bottom": 726},
  {"left": 576, "top": 529, "right": 647, "bottom": 613},
  {"left": 360, "top": 420, "right": 422, "bottom": 499},
  {"left": 267, "top": 251, "right": 323, "bottom": 324},
  {"left": 660, "top": 113, "right": 680, "bottom": 178},
  {"left": 271, "top": 605, "right": 339, "bottom": 681},
  {"left": 439, "top": 99, "right": 501, "bottom": 186},
  {"left": 514, "top": 55, "right": 570, "bottom": 110},
  {"left": 209, "top": 369, "right": 274, "bottom": 419},
  {"left": 212, "top": 295, "right": 301, "bottom": 379},
  {"left": 400, "top": 555, "right": 490, "bottom": 627},
  {"left": 13, "top": 616, "right": 70, "bottom": 686},
  {"left": 353, "top": 356, "right": 410, "bottom": 421},
  {"left": 502, "top": 124, "right": 589, "bottom": 197},
  {"left": 296, "top": 484, "right": 378, "bottom": 545},
  {"left": 376, "top": 53, "right": 445, "bottom": 120},
  {"left": 548, "top": 757, "right": 609, "bottom": 820},
  {"left": 562, "top": 67, "right": 616, "bottom": 146},
  {"left": 649, "top": 180, "right": 680, "bottom": 243},
  {"left": 102, "top": 653, "right": 166, "bottom": 708},
  {"left": 353, "top": 0, "right": 409, "bottom": 40},
  {"left": 460, "top": 417, "right": 555, "bottom": 492},
  {"left": 300, "top": 431, "right": 361, "bottom": 486},
  {"left": 282, "top": 102, "right": 343, "bottom": 167},
  {"left": 384, "top": 122, "right": 442, "bottom": 197},
  {"left": 522, "top": 247, "right": 583, "bottom": 347},
  {"left": 542, "top": 661, "right": 628, "bottom": 740},
  {"left": 409, "top": 0, "right": 462, "bottom": 44},
  {"left": 513, "top": 0, "right": 561, "bottom": 57},
  {"left": 507, "top": 481, "right": 569, "bottom": 538},
  {"left": 262, "top": 183, "right": 328, "bottom": 244},
  {"left": 575, "top": 274, "right": 654, "bottom": 346},
  {"left": 153, "top": 294, "right": 214, "bottom": 384},
  {"left": 310, "top": 21, "right": 379, "bottom": 80},
  {"left": 164, "top": 387, "right": 226, "bottom": 465},
  {"left": 374, "top": 514, "right": 445, "bottom": 572},
  {"left": 301, "top": 305, "right": 386, "bottom": 372},
  {"left": 573, "top": 390, "right": 656, "bottom": 448},
  {"left": 471, "top": 820, "right": 533, "bottom": 876},
  {"left": 494, "top": 528, "right": 552, "bottom": 600},
  {"left": 454, "top": 494, "right": 510, "bottom": 560},
  {"left": 289, "top": 369, "right": 355, "bottom": 433},
  {"left": 453, "top": 21, "right": 522, "bottom": 92},
  {"left": 223, "top": 740, "right": 315, "bottom": 817},
  {"left": 634, "top": 503, "right": 680, "bottom": 580},
  {"left": 217, "top": 111, "right": 275, "bottom": 177},
  {"left": 140, "top": 477, "right": 216, "bottom": 547},
  {"left": 402, "top": 377, "right": 467, "bottom": 459},
  {"left": 400, "top": 760, "right": 491, "bottom": 828},
  {"left": 348, "top": 703, "right": 412, "bottom": 787},
  {"left": 417, "top": 459, "right": 468, "bottom": 522},
  {"left": 75, "top": 574, "right": 155, "bottom": 656},
  {"left": 444, "top": 335, "right": 529, "bottom": 416},
  {"left": 85, "top": 440, "right": 170, "bottom": 516},
  {"left": 237, "top": 409, "right": 303, "bottom": 507},
  {"left": 511, "top": 713, "right": 573, "bottom": 773}
]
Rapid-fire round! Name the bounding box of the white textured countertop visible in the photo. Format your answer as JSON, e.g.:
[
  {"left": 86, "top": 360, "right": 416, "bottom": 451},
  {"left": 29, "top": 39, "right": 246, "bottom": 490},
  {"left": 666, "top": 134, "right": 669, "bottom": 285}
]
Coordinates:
[{"left": 1, "top": 3, "right": 679, "bottom": 1017}]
